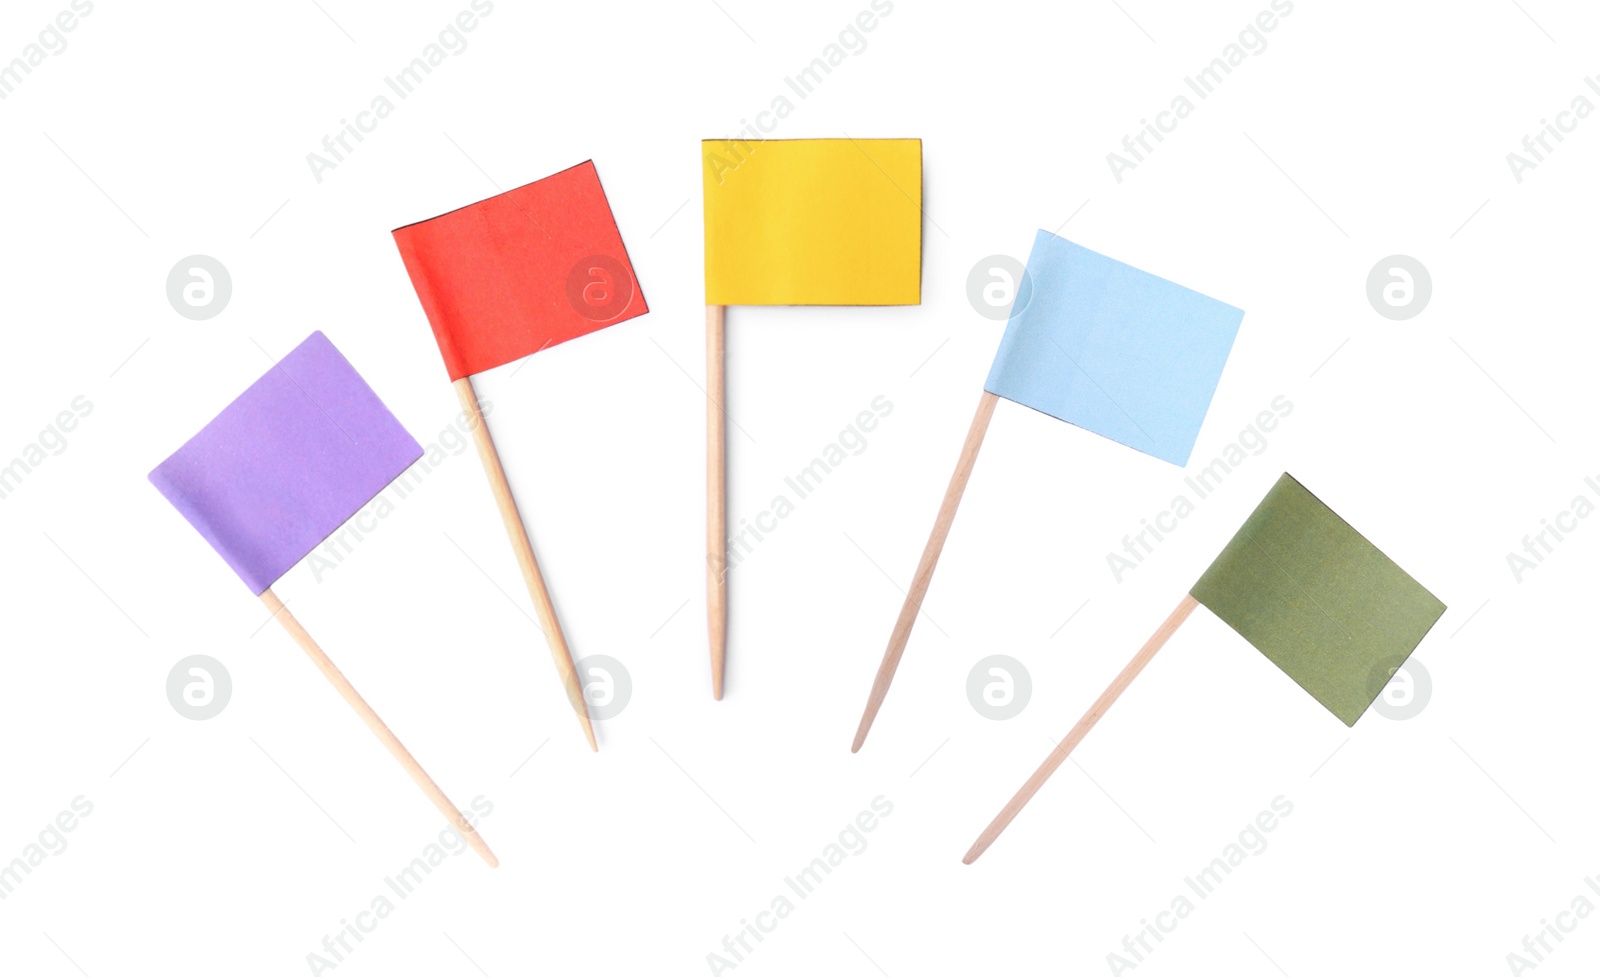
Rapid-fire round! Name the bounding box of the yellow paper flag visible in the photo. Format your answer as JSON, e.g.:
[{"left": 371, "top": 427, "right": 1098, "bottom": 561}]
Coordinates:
[{"left": 702, "top": 138, "right": 922, "bottom": 306}]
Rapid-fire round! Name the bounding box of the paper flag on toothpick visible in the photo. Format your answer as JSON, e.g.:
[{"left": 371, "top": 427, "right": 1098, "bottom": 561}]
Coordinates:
[
  {"left": 392, "top": 159, "right": 647, "bottom": 380},
  {"left": 150, "top": 331, "right": 498, "bottom": 867},
  {"left": 391, "top": 160, "right": 646, "bottom": 750},
  {"left": 853, "top": 231, "right": 1244, "bottom": 750},
  {"left": 962, "top": 473, "right": 1445, "bottom": 864},
  {"left": 702, "top": 136, "right": 924, "bottom": 702},
  {"left": 1191, "top": 473, "right": 1447, "bottom": 726},
  {"left": 984, "top": 230, "right": 1245, "bottom": 466},
  {"left": 149, "top": 331, "right": 422, "bottom": 592},
  {"left": 702, "top": 137, "right": 922, "bottom": 305}
]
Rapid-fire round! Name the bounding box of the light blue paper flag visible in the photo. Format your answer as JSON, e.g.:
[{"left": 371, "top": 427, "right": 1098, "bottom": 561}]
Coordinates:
[
  {"left": 853, "top": 230, "right": 1245, "bottom": 752},
  {"left": 984, "top": 230, "right": 1244, "bottom": 466}
]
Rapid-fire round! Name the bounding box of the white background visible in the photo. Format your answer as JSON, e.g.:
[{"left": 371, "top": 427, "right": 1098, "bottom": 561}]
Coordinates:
[{"left": 1, "top": 1, "right": 1596, "bottom": 974}]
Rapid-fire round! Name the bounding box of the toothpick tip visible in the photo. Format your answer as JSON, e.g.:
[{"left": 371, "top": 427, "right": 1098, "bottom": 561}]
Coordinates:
[
  {"left": 851, "top": 726, "right": 868, "bottom": 753},
  {"left": 472, "top": 837, "right": 500, "bottom": 868},
  {"left": 575, "top": 709, "right": 598, "bottom": 752}
]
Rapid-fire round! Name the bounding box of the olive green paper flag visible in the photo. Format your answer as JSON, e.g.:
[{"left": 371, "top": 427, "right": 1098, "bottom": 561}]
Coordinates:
[
  {"left": 964, "top": 472, "right": 1446, "bottom": 864},
  {"left": 1191, "top": 473, "right": 1446, "bottom": 726}
]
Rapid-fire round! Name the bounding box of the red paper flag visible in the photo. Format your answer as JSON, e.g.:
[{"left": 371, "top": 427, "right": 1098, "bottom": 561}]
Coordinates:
[{"left": 392, "top": 160, "right": 647, "bottom": 380}]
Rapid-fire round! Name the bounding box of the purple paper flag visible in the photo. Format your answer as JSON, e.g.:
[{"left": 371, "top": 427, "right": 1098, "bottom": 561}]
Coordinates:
[{"left": 149, "top": 331, "right": 422, "bottom": 594}]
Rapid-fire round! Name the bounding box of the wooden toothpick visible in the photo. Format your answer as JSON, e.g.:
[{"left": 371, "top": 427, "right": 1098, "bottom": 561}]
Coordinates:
[
  {"left": 963, "top": 593, "right": 1199, "bottom": 864},
  {"left": 260, "top": 588, "right": 498, "bottom": 867},
  {"left": 853, "top": 391, "right": 999, "bottom": 752},
  {"left": 707, "top": 304, "right": 728, "bottom": 700},
  {"left": 454, "top": 377, "right": 598, "bottom": 751}
]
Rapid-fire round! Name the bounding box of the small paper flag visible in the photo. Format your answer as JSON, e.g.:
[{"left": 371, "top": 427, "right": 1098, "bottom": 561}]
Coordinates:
[
  {"left": 1191, "top": 473, "right": 1446, "bottom": 726},
  {"left": 149, "top": 331, "right": 422, "bottom": 594},
  {"left": 392, "top": 160, "right": 647, "bottom": 380},
  {"left": 702, "top": 138, "right": 922, "bottom": 306},
  {"left": 983, "top": 231, "right": 1244, "bottom": 466}
]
